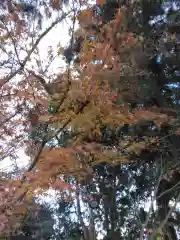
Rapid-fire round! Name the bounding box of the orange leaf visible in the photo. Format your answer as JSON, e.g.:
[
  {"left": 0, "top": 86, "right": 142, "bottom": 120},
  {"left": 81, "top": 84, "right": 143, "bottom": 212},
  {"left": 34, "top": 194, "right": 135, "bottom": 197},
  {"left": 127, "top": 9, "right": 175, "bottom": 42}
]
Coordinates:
[
  {"left": 51, "top": 0, "right": 61, "bottom": 9},
  {"left": 14, "top": 188, "right": 26, "bottom": 198},
  {"left": 9, "top": 180, "right": 21, "bottom": 187},
  {"left": 115, "top": 9, "right": 121, "bottom": 27},
  {"left": 53, "top": 179, "right": 73, "bottom": 190},
  {"left": 13, "top": 204, "right": 27, "bottom": 215},
  {"left": 23, "top": 172, "right": 35, "bottom": 180},
  {"left": 96, "top": 0, "right": 105, "bottom": 6}
]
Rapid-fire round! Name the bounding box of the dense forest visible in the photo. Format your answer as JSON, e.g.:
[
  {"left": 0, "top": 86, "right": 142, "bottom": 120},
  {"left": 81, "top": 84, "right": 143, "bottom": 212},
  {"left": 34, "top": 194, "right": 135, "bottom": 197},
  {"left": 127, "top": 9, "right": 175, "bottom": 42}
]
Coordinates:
[{"left": 0, "top": 0, "right": 180, "bottom": 239}]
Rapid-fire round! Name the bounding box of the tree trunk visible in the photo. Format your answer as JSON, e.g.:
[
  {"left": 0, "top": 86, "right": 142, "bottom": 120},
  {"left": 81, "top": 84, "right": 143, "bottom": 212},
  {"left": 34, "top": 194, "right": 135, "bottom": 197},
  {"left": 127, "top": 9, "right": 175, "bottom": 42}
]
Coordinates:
[{"left": 155, "top": 178, "right": 178, "bottom": 240}]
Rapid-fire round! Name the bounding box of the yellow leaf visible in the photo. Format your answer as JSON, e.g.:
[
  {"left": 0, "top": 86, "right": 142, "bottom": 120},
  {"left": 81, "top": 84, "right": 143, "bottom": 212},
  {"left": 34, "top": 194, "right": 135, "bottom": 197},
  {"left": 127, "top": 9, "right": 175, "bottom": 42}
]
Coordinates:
[
  {"left": 57, "top": 46, "right": 63, "bottom": 56},
  {"left": 0, "top": 34, "right": 10, "bottom": 41},
  {"left": 83, "top": 40, "right": 89, "bottom": 53},
  {"left": 25, "top": 193, "right": 33, "bottom": 201},
  {"left": 126, "top": 142, "right": 145, "bottom": 155},
  {"left": 39, "top": 115, "right": 51, "bottom": 122}
]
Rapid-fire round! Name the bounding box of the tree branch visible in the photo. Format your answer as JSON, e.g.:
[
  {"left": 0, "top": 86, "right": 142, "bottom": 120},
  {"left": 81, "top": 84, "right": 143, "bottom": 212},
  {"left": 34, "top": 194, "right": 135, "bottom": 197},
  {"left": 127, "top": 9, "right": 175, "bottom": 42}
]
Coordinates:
[
  {"left": 156, "top": 180, "right": 180, "bottom": 201},
  {"left": 0, "top": 101, "right": 25, "bottom": 128},
  {"left": 150, "top": 193, "right": 180, "bottom": 240},
  {"left": 139, "top": 173, "right": 162, "bottom": 240},
  {"left": 15, "top": 8, "right": 77, "bottom": 202},
  {"left": 1, "top": 11, "right": 71, "bottom": 88}
]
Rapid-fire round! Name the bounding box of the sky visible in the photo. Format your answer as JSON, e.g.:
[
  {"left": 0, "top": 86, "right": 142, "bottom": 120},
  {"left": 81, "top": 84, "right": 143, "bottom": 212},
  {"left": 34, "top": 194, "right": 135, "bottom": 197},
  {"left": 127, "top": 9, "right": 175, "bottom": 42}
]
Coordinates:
[
  {"left": 0, "top": 2, "right": 76, "bottom": 172},
  {"left": 0, "top": 0, "right": 177, "bottom": 171},
  {"left": 0, "top": 1, "right": 97, "bottom": 172},
  {"left": 0, "top": 2, "right": 101, "bottom": 237}
]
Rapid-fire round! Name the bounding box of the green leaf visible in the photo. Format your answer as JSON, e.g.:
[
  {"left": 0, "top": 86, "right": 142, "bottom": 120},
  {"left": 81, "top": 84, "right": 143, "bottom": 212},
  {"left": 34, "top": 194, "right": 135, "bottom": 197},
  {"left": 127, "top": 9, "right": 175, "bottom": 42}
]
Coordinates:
[
  {"left": 167, "top": 10, "right": 180, "bottom": 20},
  {"left": 47, "top": 102, "right": 59, "bottom": 115},
  {"left": 114, "top": 97, "right": 122, "bottom": 105}
]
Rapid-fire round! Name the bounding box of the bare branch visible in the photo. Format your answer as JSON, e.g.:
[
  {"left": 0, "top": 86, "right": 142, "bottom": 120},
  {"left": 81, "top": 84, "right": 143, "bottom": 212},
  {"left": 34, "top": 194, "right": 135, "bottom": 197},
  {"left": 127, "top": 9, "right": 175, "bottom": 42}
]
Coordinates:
[
  {"left": 139, "top": 173, "right": 162, "bottom": 240},
  {"left": 15, "top": 7, "right": 78, "bottom": 203},
  {"left": 150, "top": 193, "right": 180, "bottom": 240},
  {"left": 1, "top": 11, "right": 71, "bottom": 88},
  {"left": 156, "top": 180, "right": 180, "bottom": 201},
  {"left": 0, "top": 101, "right": 25, "bottom": 128}
]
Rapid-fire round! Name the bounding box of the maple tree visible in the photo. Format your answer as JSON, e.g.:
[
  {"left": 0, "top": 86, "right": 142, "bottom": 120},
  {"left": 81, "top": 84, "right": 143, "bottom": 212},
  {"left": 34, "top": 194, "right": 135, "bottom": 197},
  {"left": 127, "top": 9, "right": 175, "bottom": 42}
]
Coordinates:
[{"left": 0, "top": 0, "right": 180, "bottom": 239}]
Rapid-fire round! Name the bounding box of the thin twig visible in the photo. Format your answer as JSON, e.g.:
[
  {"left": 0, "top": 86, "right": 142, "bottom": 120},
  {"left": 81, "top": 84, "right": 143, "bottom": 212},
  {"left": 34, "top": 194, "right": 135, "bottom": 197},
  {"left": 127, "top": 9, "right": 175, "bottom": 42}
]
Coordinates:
[
  {"left": 15, "top": 7, "right": 78, "bottom": 201},
  {"left": 156, "top": 180, "right": 180, "bottom": 201},
  {"left": 139, "top": 173, "right": 162, "bottom": 240},
  {"left": 150, "top": 193, "right": 180, "bottom": 240},
  {"left": 1, "top": 11, "right": 71, "bottom": 88}
]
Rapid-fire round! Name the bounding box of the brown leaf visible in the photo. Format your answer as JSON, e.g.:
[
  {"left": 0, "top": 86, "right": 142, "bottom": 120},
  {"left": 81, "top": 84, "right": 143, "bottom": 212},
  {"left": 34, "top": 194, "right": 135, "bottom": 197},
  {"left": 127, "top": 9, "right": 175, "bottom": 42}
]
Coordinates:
[
  {"left": 17, "top": 90, "right": 29, "bottom": 99},
  {"left": 51, "top": 0, "right": 61, "bottom": 9},
  {"left": 10, "top": 13, "right": 19, "bottom": 22},
  {"left": 39, "top": 115, "right": 51, "bottom": 122},
  {"left": 126, "top": 142, "right": 145, "bottom": 155},
  {"left": 15, "top": 23, "right": 22, "bottom": 36}
]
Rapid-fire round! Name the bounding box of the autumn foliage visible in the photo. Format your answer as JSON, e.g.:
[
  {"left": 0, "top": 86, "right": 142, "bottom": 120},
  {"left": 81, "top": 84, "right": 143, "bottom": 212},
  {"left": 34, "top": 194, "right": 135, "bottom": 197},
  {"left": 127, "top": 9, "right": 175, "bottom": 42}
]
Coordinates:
[{"left": 0, "top": 0, "right": 179, "bottom": 238}]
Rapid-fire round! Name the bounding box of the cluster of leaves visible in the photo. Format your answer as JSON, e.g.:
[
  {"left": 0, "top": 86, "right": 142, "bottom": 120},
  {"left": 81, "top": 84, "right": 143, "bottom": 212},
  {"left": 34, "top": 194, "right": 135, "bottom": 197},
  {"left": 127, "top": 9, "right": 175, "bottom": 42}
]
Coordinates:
[{"left": 0, "top": 0, "right": 180, "bottom": 239}]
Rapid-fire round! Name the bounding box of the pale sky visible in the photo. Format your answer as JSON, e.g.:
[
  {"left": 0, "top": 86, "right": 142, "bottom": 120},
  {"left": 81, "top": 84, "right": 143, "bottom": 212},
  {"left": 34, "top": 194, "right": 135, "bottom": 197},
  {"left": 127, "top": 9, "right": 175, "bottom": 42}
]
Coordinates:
[
  {"left": 0, "top": 0, "right": 97, "bottom": 172},
  {"left": 0, "top": 3, "right": 78, "bottom": 172}
]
